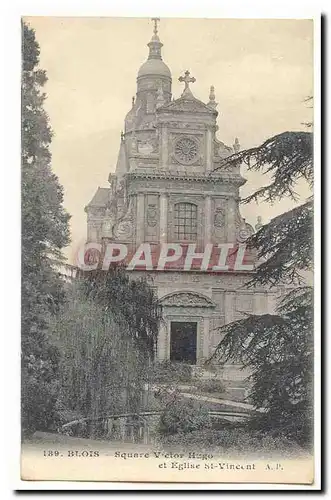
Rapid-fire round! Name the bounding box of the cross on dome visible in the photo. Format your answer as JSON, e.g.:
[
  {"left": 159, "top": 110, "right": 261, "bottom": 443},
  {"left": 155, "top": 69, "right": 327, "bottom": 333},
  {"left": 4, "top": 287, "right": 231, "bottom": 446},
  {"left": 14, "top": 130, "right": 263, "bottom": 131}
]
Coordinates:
[
  {"left": 137, "top": 17, "right": 171, "bottom": 80},
  {"left": 151, "top": 17, "right": 160, "bottom": 36}
]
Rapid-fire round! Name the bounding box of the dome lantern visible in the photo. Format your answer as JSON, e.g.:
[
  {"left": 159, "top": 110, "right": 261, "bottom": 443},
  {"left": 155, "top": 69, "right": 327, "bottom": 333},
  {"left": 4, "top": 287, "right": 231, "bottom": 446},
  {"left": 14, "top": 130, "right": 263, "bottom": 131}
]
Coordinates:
[{"left": 137, "top": 18, "right": 172, "bottom": 83}]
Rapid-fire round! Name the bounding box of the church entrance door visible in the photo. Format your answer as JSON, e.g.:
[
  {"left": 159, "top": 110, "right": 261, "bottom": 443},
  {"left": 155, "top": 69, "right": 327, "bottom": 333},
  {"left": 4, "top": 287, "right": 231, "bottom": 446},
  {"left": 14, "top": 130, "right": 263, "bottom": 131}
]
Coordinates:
[{"left": 170, "top": 321, "right": 197, "bottom": 364}]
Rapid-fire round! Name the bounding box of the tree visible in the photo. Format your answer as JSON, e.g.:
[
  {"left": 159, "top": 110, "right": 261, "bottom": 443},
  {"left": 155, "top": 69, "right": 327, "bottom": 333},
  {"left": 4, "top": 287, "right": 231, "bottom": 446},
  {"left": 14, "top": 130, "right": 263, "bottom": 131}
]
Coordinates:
[
  {"left": 50, "top": 284, "right": 147, "bottom": 434},
  {"left": 237, "top": 131, "right": 313, "bottom": 286},
  {"left": 50, "top": 270, "right": 162, "bottom": 436},
  {"left": 21, "top": 22, "right": 70, "bottom": 435},
  {"left": 81, "top": 266, "right": 162, "bottom": 363},
  {"left": 211, "top": 129, "right": 313, "bottom": 447}
]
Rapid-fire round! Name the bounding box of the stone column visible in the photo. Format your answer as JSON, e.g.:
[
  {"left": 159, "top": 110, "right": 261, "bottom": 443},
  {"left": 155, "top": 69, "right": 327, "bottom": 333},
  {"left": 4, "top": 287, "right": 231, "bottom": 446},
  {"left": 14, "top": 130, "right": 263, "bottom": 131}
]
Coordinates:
[
  {"left": 157, "top": 321, "right": 168, "bottom": 361},
  {"left": 224, "top": 291, "right": 236, "bottom": 325},
  {"left": 226, "top": 197, "right": 237, "bottom": 242},
  {"left": 206, "top": 128, "right": 213, "bottom": 172},
  {"left": 161, "top": 126, "right": 168, "bottom": 169},
  {"left": 204, "top": 195, "right": 212, "bottom": 243},
  {"left": 202, "top": 317, "right": 210, "bottom": 361},
  {"left": 136, "top": 193, "right": 145, "bottom": 244},
  {"left": 159, "top": 193, "right": 168, "bottom": 243}
]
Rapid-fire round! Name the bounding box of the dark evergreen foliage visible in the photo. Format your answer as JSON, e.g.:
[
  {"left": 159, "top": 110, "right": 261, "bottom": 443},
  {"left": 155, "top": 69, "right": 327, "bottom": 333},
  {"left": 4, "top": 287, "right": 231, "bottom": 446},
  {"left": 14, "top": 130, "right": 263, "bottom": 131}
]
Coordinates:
[
  {"left": 21, "top": 22, "right": 70, "bottom": 436},
  {"left": 211, "top": 129, "right": 314, "bottom": 446},
  {"left": 217, "top": 130, "right": 313, "bottom": 287},
  {"left": 222, "top": 131, "right": 313, "bottom": 204},
  {"left": 246, "top": 199, "right": 313, "bottom": 286}
]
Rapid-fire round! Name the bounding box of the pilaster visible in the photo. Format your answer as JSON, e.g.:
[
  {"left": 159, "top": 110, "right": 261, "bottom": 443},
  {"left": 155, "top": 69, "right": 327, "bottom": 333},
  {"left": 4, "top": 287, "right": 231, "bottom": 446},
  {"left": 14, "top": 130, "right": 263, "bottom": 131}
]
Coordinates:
[
  {"left": 226, "top": 197, "right": 237, "bottom": 242},
  {"left": 161, "top": 126, "right": 168, "bottom": 169},
  {"left": 136, "top": 193, "right": 145, "bottom": 244},
  {"left": 202, "top": 317, "right": 210, "bottom": 360},
  {"left": 159, "top": 193, "right": 168, "bottom": 243},
  {"left": 204, "top": 195, "right": 212, "bottom": 243},
  {"left": 206, "top": 127, "right": 213, "bottom": 172},
  {"left": 157, "top": 322, "right": 168, "bottom": 361},
  {"left": 224, "top": 291, "right": 236, "bottom": 325}
]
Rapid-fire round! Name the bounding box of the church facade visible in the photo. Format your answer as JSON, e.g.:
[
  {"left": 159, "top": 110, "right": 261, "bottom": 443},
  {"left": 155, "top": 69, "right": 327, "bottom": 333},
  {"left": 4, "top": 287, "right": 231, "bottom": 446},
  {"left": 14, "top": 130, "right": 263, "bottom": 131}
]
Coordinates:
[{"left": 85, "top": 20, "right": 281, "bottom": 368}]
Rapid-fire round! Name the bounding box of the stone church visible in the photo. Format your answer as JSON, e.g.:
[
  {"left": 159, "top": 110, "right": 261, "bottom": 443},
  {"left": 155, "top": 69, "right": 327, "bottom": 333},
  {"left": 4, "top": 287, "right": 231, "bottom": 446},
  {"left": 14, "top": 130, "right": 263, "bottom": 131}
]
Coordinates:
[{"left": 85, "top": 19, "right": 281, "bottom": 369}]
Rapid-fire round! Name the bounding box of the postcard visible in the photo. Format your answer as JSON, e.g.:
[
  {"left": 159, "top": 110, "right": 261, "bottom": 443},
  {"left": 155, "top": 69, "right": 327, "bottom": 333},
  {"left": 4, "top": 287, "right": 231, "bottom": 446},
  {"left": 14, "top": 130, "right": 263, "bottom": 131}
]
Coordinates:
[{"left": 20, "top": 15, "right": 317, "bottom": 487}]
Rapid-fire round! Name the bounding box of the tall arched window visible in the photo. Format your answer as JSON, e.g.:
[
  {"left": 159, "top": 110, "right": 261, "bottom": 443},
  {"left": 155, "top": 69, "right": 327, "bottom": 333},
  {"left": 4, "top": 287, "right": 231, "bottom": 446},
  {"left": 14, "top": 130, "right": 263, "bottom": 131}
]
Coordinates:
[{"left": 174, "top": 203, "right": 198, "bottom": 241}]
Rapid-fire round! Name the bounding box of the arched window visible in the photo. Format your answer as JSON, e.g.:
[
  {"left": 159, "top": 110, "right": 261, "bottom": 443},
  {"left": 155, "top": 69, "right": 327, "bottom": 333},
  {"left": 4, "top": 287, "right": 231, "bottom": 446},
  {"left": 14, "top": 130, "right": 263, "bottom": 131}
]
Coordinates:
[{"left": 174, "top": 203, "right": 198, "bottom": 241}]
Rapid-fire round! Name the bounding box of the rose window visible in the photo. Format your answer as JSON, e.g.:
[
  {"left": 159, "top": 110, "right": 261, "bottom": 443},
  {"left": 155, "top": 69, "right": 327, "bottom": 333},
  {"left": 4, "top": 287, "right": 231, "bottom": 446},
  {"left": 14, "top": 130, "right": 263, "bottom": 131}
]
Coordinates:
[{"left": 174, "top": 137, "right": 199, "bottom": 164}]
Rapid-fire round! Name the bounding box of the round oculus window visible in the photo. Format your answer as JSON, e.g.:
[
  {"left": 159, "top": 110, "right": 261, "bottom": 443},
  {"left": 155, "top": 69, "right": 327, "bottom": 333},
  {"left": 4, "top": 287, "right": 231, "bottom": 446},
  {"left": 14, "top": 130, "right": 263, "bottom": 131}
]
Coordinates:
[{"left": 174, "top": 137, "right": 199, "bottom": 164}]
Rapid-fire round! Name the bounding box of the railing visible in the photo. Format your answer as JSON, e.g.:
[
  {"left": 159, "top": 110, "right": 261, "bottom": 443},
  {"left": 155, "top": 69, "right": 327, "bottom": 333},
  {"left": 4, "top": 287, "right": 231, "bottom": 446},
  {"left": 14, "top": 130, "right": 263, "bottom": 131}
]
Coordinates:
[{"left": 60, "top": 410, "right": 251, "bottom": 444}]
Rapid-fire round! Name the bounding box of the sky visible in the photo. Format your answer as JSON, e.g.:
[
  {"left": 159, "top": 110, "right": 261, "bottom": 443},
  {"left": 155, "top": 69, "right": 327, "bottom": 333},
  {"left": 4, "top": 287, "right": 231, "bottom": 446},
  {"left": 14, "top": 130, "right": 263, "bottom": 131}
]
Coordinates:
[{"left": 24, "top": 17, "right": 313, "bottom": 263}]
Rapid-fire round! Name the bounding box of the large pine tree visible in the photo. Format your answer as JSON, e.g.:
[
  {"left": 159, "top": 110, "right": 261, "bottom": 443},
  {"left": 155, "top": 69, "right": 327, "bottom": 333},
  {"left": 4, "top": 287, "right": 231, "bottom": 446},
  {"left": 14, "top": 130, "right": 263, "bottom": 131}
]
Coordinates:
[
  {"left": 21, "top": 22, "right": 71, "bottom": 435},
  {"left": 211, "top": 130, "right": 314, "bottom": 446}
]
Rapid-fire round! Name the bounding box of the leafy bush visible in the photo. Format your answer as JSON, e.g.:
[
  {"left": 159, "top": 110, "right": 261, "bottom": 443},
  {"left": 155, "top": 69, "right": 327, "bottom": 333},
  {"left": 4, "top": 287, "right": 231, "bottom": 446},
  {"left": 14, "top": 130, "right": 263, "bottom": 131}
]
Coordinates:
[
  {"left": 195, "top": 378, "right": 226, "bottom": 394},
  {"left": 21, "top": 344, "right": 61, "bottom": 437},
  {"left": 150, "top": 361, "right": 192, "bottom": 384},
  {"left": 21, "top": 370, "right": 61, "bottom": 436},
  {"left": 158, "top": 427, "right": 301, "bottom": 456},
  {"left": 157, "top": 390, "right": 211, "bottom": 435}
]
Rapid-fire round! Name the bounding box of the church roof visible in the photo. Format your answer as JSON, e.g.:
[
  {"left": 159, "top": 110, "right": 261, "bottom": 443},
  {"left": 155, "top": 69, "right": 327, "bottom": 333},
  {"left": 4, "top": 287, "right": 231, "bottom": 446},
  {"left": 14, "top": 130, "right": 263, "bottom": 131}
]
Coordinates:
[
  {"left": 115, "top": 140, "right": 128, "bottom": 176},
  {"left": 158, "top": 95, "right": 218, "bottom": 115},
  {"left": 85, "top": 187, "right": 110, "bottom": 209},
  {"left": 137, "top": 19, "right": 171, "bottom": 80},
  {"left": 137, "top": 58, "right": 171, "bottom": 79}
]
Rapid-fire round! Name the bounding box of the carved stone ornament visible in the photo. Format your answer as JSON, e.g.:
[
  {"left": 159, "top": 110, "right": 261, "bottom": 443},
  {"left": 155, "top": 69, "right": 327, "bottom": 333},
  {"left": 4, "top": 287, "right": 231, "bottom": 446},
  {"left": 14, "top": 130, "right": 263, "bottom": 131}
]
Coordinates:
[
  {"left": 90, "top": 220, "right": 102, "bottom": 229},
  {"left": 174, "top": 136, "right": 199, "bottom": 165},
  {"left": 147, "top": 204, "right": 158, "bottom": 227},
  {"left": 137, "top": 132, "right": 159, "bottom": 154},
  {"left": 113, "top": 198, "right": 135, "bottom": 240},
  {"left": 89, "top": 207, "right": 106, "bottom": 217},
  {"left": 214, "top": 207, "right": 225, "bottom": 228},
  {"left": 138, "top": 141, "right": 154, "bottom": 154},
  {"left": 113, "top": 219, "right": 133, "bottom": 240},
  {"left": 102, "top": 207, "right": 116, "bottom": 238},
  {"left": 165, "top": 121, "right": 206, "bottom": 130},
  {"left": 160, "top": 291, "right": 215, "bottom": 308},
  {"left": 234, "top": 208, "right": 243, "bottom": 229},
  {"left": 215, "top": 140, "right": 234, "bottom": 159},
  {"left": 236, "top": 222, "right": 255, "bottom": 243},
  {"left": 162, "top": 98, "right": 215, "bottom": 114}
]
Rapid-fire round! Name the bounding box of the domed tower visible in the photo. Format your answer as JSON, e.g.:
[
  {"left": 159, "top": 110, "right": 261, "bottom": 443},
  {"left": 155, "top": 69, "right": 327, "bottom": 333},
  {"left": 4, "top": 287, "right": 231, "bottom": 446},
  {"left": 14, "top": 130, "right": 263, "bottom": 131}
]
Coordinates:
[{"left": 125, "top": 18, "right": 172, "bottom": 133}]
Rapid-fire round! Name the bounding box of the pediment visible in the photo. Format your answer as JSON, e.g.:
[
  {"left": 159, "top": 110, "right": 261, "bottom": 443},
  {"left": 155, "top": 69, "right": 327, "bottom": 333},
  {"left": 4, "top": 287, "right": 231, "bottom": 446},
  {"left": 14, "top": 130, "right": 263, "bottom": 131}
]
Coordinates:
[
  {"left": 158, "top": 96, "right": 217, "bottom": 115},
  {"left": 160, "top": 291, "right": 215, "bottom": 308}
]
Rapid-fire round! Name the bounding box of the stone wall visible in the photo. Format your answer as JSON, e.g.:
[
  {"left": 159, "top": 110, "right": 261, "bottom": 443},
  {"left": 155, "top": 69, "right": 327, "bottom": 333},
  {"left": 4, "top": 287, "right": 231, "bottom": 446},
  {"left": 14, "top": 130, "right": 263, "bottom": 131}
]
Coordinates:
[{"left": 133, "top": 269, "right": 280, "bottom": 365}]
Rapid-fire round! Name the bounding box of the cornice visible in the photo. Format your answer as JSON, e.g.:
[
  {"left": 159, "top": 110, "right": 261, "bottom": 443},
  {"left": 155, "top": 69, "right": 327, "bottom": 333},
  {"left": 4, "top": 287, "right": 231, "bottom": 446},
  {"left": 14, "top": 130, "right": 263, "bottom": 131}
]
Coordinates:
[{"left": 127, "top": 171, "right": 246, "bottom": 186}]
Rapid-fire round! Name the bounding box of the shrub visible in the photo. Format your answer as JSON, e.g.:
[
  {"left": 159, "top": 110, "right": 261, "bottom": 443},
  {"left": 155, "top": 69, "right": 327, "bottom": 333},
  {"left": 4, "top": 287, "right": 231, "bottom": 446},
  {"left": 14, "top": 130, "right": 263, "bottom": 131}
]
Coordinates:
[
  {"left": 21, "top": 346, "right": 61, "bottom": 437},
  {"left": 195, "top": 378, "right": 226, "bottom": 394},
  {"left": 158, "top": 427, "right": 301, "bottom": 456},
  {"left": 157, "top": 390, "right": 211, "bottom": 435},
  {"left": 21, "top": 372, "right": 61, "bottom": 437},
  {"left": 150, "top": 361, "right": 192, "bottom": 384}
]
